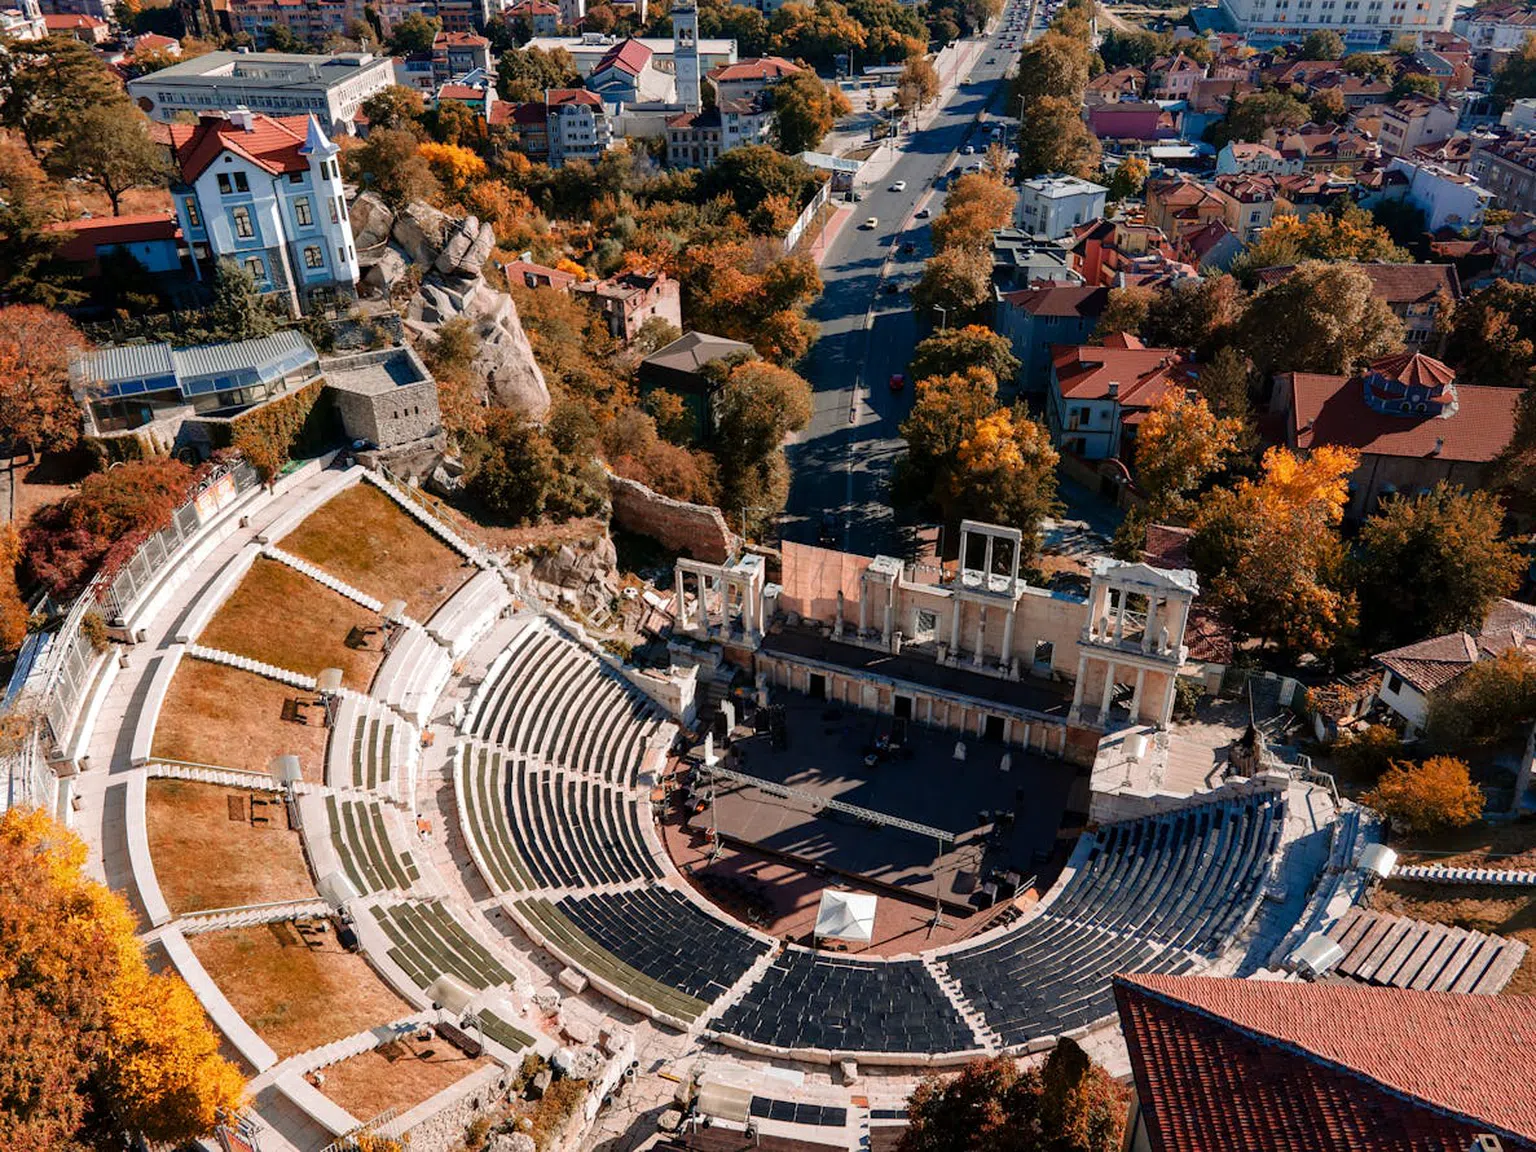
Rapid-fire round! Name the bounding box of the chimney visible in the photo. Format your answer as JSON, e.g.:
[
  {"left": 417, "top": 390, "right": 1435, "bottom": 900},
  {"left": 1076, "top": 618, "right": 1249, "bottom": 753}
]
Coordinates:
[
  {"left": 1432, "top": 436, "right": 1445, "bottom": 455},
  {"left": 228, "top": 106, "right": 256, "bottom": 131},
  {"left": 1107, "top": 380, "right": 1120, "bottom": 398}
]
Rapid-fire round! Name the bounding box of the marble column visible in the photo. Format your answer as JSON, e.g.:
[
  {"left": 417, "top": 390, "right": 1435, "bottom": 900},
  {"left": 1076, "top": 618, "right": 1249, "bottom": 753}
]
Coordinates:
[
  {"left": 858, "top": 581, "right": 868, "bottom": 636},
  {"left": 1099, "top": 660, "right": 1117, "bottom": 718},
  {"left": 1071, "top": 653, "right": 1089, "bottom": 712},
  {"left": 950, "top": 596, "right": 963, "bottom": 659},
  {"left": 973, "top": 605, "right": 986, "bottom": 667},
  {"left": 1130, "top": 667, "right": 1146, "bottom": 723},
  {"left": 882, "top": 585, "right": 894, "bottom": 645},
  {"left": 1001, "top": 605, "right": 1016, "bottom": 669}
]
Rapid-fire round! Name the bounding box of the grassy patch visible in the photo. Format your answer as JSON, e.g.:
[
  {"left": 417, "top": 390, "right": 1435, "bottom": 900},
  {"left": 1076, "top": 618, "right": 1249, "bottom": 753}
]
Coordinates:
[
  {"left": 1391, "top": 817, "right": 1536, "bottom": 870},
  {"left": 320, "top": 1033, "right": 490, "bottom": 1122},
  {"left": 153, "top": 659, "right": 329, "bottom": 778},
  {"left": 199, "top": 556, "right": 385, "bottom": 689},
  {"left": 146, "top": 780, "right": 315, "bottom": 914},
  {"left": 281, "top": 483, "right": 471, "bottom": 620},
  {"left": 189, "top": 921, "right": 410, "bottom": 1059},
  {"left": 1372, "top": 883, "right": 1536, "bottom": 996}
]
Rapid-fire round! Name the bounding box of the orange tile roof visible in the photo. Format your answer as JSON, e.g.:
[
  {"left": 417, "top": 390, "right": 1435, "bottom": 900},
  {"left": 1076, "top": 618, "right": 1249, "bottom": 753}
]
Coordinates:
[
  {"left": 709, "top": 55, "right": 800, "bottom": 83},
  {"left": 1051, "top": 342, "right": 1189, "bottom": 406},
  {"left": 1116, "top": 974, "right": 1536, "bottom": 1152},
  {"left": 169, "top": 114, "right": 312, "bottom": 181},
  {"left": 1288, "top": 371, "right": 1516, "bottom": 464},
  {"left": 43, "top": 213, "right": 180, "bottom": 264}
]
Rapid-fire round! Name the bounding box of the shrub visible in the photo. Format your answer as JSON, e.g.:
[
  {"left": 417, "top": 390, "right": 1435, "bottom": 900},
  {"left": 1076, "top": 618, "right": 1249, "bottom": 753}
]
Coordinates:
[
  {"left": 1361, "top": 756, "right": 1484, "bottom": 833},
  {"left": 79, "top": 611, "right": 109, "bottom": 652},
  {"left": 1330, "top": 723, "right": 1404, "bottom": 782},
  {"left": 229, "top": 381, "right": 327, "bottom": 481}
]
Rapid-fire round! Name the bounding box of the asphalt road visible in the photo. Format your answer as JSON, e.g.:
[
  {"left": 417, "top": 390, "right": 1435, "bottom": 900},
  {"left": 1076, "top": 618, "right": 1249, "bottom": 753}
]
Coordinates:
[{"left": 783, "top": 2, "right": 1040, "bottom": 558}]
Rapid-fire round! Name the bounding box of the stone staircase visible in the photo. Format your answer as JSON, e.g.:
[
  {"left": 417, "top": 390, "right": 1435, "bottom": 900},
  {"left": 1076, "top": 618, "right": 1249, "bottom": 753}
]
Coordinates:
[
  {"left": 148, "top": 760, "right": 282, "bottom": 791},
  {"left": 1393, "top": 863, "right": 1536, "bottom": 887},
  {"left": 176, "top": 898, "right": 331, "bottom": 934},
  {"left": 262, "top": 544, "right": 384, "bottom": 613},
  {"left": 925, "top": 955, "right": 1003, "bottom": 1052},
  {"left": 283, "top": 1012, "right": 436, "bottom": 1078},
  {"left": 186, "top": 643, "right": 317, "bottom": 690}
]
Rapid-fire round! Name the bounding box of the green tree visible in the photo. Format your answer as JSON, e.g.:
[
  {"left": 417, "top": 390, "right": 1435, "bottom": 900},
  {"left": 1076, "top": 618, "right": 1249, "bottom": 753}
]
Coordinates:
[
  {"left": 1427, "top": 648, "right": 1536, "bottom": 753},
  {"left": 47, "top": 102, "right": 166, "bottom": 216},
  {"left": 1192, "top": 344, "right": 1254, "bottom": 424},
  {"left": 343, "top": 126, "right": 439, "bottom": 206},
  {"left": 1309, "top": 86, "right": 1348, "bottom": 124},
  {"left": 1391, "top": 71, "right": 1442, "bottom": 100},
  {"left": 1017, "top": 94, "right": 1101, "bottom": 178},
  {"left": 497, "top": 45, "right": 580, "bottom": 100},
  {"left": 1300, "top": 28, "right": 1345, "bottom": 59},
  {"left": 701, "top": 144, "right": 819, "bottom": 215},
  {"left": 266, "top": 20, "right": 314, "bottom": 51},
  {"left": 1211, "top": 89, "right": 1309, "bottom": 146},
  {"left": 1352, "top": 485, "right": 1521, "bottom": 650},
  {"left": 1445, "top": 280, "right": 1536, "bottom": 387},
  {"left": 1237, "top": 261, "right": 1403, "bottom": 377},
  {"left": 0, "top": 35, "right": 129, "bottom": 157},
  {"left": 712, "top": 360, "right": 813, "bottom": 533},
  {"left": 1141, "top": 274, "right": 1242, "bottom": 356},
  {"left": 768, "top": 0, "right": 867, "bottom": 71},
  {"left": 697, "top": 0, "right": 772, "bottom": 56},
  {"left": 772, "top": 69, "right": 850, "bottom": 154},
  {"left": 468, "top": 410, "right": 559, "bottom": 524},
  {"left": 1342, "top": 51, "right": 1393, "bottom": 78},
  {"left": 1494, "top": 33, "right": 1536, "bottom": 108},
  {"left": 0, "top": 131, "right": 80, "bottom": 308},
  {"left": 1097, "top": 27, "right": 1168, "bottom": 68},
  {"left": 909, "top": 325, "right": 1020, "bottom": 383},
  {"left": 387, "top": 10, "right": 441, "bottom": 54},
  {"left": 1093, "top": 285, "right": 1153, "bottom": 340},
  {"left": 206, "top": 259, "right": 278, "bottom": 342},
  {"left": 1329, "top": 723, "right": 1406, "bottom": 782},
  {"left": 1362, "top": 757, "right": 1484, "bottom": 832}
]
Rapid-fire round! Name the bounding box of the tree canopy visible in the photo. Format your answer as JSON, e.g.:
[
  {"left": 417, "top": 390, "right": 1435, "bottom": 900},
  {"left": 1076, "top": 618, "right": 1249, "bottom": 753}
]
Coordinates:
[
  {"left": 773, "top": 70, "right": 851, "bottom": 154},
  {"left": 1426, "top": 648, "right": 1536, "bottom": 754},
  {"left": 1237, "top": 261, "right": 1403, "bottom": 377},
  {"left": 0, "top": 304, "right": 85, "bottom": 461},
  {"left": 908, "top": 325, "right": 1020, "bottom": 383},
  {"left": 1361, "top": 757, "right": 1484, "bottom": 833},
  {"left": 1133, "top": 392, "right": 1243, "bottom": 516}
]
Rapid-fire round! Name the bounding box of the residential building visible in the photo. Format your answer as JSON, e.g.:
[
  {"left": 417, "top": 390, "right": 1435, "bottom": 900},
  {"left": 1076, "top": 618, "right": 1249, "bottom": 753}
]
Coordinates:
[
  {"left": 432, "top": 31, "right": 491, "bottom": 82},
  {"left": 1014, "top": 174, "right": 1108, "bottom": 239},
  {"left": 434, "top": 81, "right": 496, "bottom": 123},
  {"left": 1304, "top": 70, "right": 1392, "bottom": 109},
  {"left": 1266, "top": 121, "right": 1377, "bottom": 172},
  {"left": 1454, "top": 1, "right": 1536, "bottom": 54},
  {"left": 1278, "top": 350, "right": 1517, "bottom": 521},
  {"left": 435, "top": 0, "right": 490, "bottom": 34},
  {"left": 36, "top": 0, "right": 114, "bottom": 21},
  {"left": 505, "top": 0, "right": 558, "bottom": 34},
  {"left": 1083, "top": 65, "right": 1144, "bottom": 105},
  {"left": 1374, "top": 599, "right": 1536, "bottom": 731},
  {"left": 1116, "top": 974, "right": 1536, "bottom": 1152},
  {"left": 225, "top": 0, "right": 349, "bottom": 48},
  {"left": 491, "top": 100, "right": 550, "bottom": 160},
  {"left": 1273, "top": 168, "right": 1358, "bottom": 216},
  {"left": 43, "top": 213, "right": 184, "bottom": 280},
  {"left": 41, "top": 10, "right": 105, "bottom": 38},
  {"left": 1408, "top": 130, "right": 1480, "bottom": 172},
  {"left": 1488, "top": 210, "right": 1536, "bottom": 281},
  {"left": 504, "top": 256, "right": 578, "bottom": 292},
  {"left": 586, "top": 38, "right": 675, "bottom": 104},
  {"left": 1144, "top": 176, "right": 1228, "bottom": 242},
  {"left": 1046, "top": 336, "right": 1195, "bottom": 459},
  {"left": 524, "top": 32, "right": 737, "bottom": 80},
  {"left": 1471, "top": 130, "right": 1536, "bottom": 214},
  {"left": 1179, "top": 218, "right": 1242, "bottom": 270},
  {"left": 993, "top": 284, "right": 1109, "bottom": 392},
  {"left": 1215, "top": 140, "right": 1302, "bottom": 176},
  {"left": 1086, "top": 101, "right": 1178, "bottom": 141},
  {"left": 545, "top": 88, "right": 611, "bottom": 166},
  {"left": 989, "top": 229, "right": 1081, "bottom": 290},
  {"left": 637, "top": 330, "right": 755, "bottom": 436},
  {"left": 707, "top": 55, "right": 798, "bottom": 104},
  {"left": 1070, "top": 217, "right": 1195, "bottom": 287},
  {"left": 393, "top": 51, "right": 436, "bottom": 94},
  {"left": 573, "top": 269, "right": 682, "bottom": 343},
  {"left": 0, "top": 0, "right": 46, "bottom": 40},
  {"left": 1383, "top": 154, "right": 1493, "bottom": 230},
  {"left": 1212, "top": 172, "right": 1278, "bottom": 239},
  {"left": 1147, "top": 51, "right": 1205, "bottom": 100},
  {"left": 665, "top": 95, "right": 771, "bottom": 167},
  {"left": 1215, "top": 0, "right": 1457, "bottom": 47},
  {"left": 132, "top": 31, "right": 182, "bottom": 57},
  {"left": 1378, "top": 95, "right": 1458, "bottom": 156},
  {"left": 129, "top": 51, "right": 396, "bottom": 137},
  {"left": 168, "top": 111, "right": 360, "bottom": 315}
]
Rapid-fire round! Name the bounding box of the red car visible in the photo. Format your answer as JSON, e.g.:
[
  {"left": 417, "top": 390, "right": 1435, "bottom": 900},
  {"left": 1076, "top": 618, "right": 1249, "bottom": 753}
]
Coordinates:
[{"left": 889, "top": 372, "right": 906, "bottom": 392}]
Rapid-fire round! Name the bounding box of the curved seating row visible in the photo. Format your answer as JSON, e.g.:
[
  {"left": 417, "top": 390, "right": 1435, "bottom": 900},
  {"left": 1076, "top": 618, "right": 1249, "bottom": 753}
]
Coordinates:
[
  {"left": 467, "top": 623, "right": 661, "bottom": 786},
  {"left": 937, "top": 789, "right": 1284, "bottom": 1046},
  {"left": 714, "top": 951, "right": 977, "bottom": 1055},
  {"left": 369, "top": 899, "right": 516, "bottom": 995},
  {"left": 326, "top": 694, "right": 416, "bottom": 796},
  {"left": 324, "top": 795, "right": 420, "bottom": 895},
  {"left": 514, "top": 888, "right": 769, "bottom": 1024},
  {"left": 374, "top": 625, "right": 454, "bottom": 726}
]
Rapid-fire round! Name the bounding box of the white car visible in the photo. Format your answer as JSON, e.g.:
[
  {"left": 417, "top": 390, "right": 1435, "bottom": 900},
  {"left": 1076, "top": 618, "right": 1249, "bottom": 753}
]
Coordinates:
[
  {"left": 863, "top": 216, "right": 879, "bottom": 229},
  {"left": 890, "top": 180, "right": 907, "bottom": 192},
  {"left": 962, "top": 144, "right": 975, "bottom": 154}
]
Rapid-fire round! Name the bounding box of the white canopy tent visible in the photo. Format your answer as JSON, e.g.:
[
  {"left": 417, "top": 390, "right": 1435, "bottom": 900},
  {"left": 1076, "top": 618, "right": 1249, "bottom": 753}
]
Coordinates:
[{"left": 814, "top": 889, "right": 877, "bottom": 945}]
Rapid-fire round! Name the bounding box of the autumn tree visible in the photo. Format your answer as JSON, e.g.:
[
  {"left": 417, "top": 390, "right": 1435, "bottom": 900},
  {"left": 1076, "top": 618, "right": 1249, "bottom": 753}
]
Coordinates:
[
  {"left": 895, "top": 55, "right": 941, "bottom": 110},
  {"left": 1427, "top": 647, "right": 1536, "bottom": 753},
  {"left": 0, "top": 304, "right": 85, "bottom": 460},
  {"left": 773, "top": 69, "right": 851, "bottom": 153},
  {"left": 712, "top": 360, "right": 813, "bottom": 534},
  {"left": 418, "top": 140, "right": 487, "bottom": 194},
  {"left": 497, "top": 45, "right": 580, "bottom": 101},
  {"left": 1133, "top": 392, "right": 1242, "bottom": 516},
  {"left": 1015, "top": 30, "right": 1091, "bottom": 104},
  {"left": 1191, "top": 445, "right": 1358, "bottom": 656},
  {"left": 0, "top": 807, "right": 244, "bottom": 1149},
  {"left": 768, "top": 0, "right": 867, "bottom": 71},
  {"left": 361, "top": 84, "right": 426, "bottom": 131},
  {"left": 1237, "top": 261, "right": 1403, "bottom": 377},
  {"left": 1329, "top": 723, "right": 1405, "bottom": 782},
  {"left": 48, "top": 102, "right": 168, "bottom": 215},
  {"left": 1352, "top": 485, "right": 1521, "bottom": 650},
  {"left": 1017, "top": 95, "right": 1101, "bottom": 179},
  {"left": 947, "top": 407, "right": 1060, "bottom": 555},
  {"left": 0, "top": 132, "right": 78, "bottom": 307},
  {"left": 908, "top": 325, "right": 1020, "bottom": 383},
  {"left": 913, "top": 245, "right": 992, "bottom": 326},
  {"left": 900, "top": 1043, "right": 1126, "bottom": 1152},
  {"left": 930, "top": 171, "right": 1016, "bottom": 254},
  {"left": 681, "top": 240, "right": 821, "bottom": 363},
  {"left": 1106, "top": 154, "right": 1149, "bottom": 202},
  {"left": 1362, "top": 757, "right": 1484, "bottom": 833},
  {"left": 896, "top": 366, "right": 999, "bottom": 511},
  {"left": 343, "top": 127, "right": 439, "bottom": 206},
  {"left": 1093, "top": 285, "right": 1154, "bottom": 341},
  {"left": 1445, "top": 280, "right": 1536, "bottom": 387},
  {"left": 0, "top": 525, "right": 27, "bottom": 658},
  {"left": 1309, "top": 87, "right": 1348, "bottom": 124},
  {"left": 1233, "top": 205, "right": 1410, "bottom": 277}
]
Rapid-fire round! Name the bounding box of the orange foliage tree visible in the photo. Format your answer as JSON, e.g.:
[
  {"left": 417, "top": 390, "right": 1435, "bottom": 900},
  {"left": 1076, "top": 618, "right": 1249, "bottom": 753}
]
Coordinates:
[
  {"left": 1133, "top": 392, "right": 1243, "bottom": 515},
  {"left": 0, "top": 304, "right": 86, "bottom": 460},
  {"left": 1362, "top": 756, "right": 1484, "bottom": 833}
]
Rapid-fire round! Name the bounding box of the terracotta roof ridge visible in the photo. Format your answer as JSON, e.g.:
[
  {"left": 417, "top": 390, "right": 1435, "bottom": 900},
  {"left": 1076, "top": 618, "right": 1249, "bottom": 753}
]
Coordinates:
[{"left": 1116, "top": 975, "right": 1536, "bottom": 1145}]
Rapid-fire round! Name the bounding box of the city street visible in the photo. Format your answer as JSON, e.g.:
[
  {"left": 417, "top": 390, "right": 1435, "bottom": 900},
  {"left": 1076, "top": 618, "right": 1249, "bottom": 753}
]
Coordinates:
[{"left": 783, "top": 2, "right": 1037, "bottom": 557}]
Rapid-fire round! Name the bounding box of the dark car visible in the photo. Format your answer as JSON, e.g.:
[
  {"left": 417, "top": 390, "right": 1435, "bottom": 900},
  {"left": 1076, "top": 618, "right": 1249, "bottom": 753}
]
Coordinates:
[
  {"left": 889, "top": 372, "right": 906, "bottom": 391},
  {"left": 900, "top": 241, "right": 916, "bottom": 254},
  {"left": 819, "top": 512, "right": 839, "bottom": 545}
]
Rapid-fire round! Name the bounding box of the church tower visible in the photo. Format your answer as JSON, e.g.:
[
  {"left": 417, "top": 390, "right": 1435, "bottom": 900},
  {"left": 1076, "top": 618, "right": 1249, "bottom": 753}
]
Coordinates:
[{"left": 673, "top": 0, "right": 701, "bottom": 111}]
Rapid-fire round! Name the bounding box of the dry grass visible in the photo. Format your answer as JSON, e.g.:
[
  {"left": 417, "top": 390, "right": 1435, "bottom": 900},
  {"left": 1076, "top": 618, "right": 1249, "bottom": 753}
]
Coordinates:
[
  {"left": 281, "top": 483, "right": 472, "bottom": 621},
  {"left": 199, "top": 556, "right": 385, "bottom": 689},
  {"left": 319, "top": 1033, "right": 490, "bottom": 1122},
  {"left": 145, "top": 779, "right": 316, "bottom": 914},
  {"left": 1372, "top": 883, "right": 1536, "bottom": 997},
  {"left": 1391, "top": 818, "right": 1536, "bottom": 870},
  {"left": 153, "top": 658, "right": 329, "bottom": 778},
  {"left": 189, "top": 921, "right": 410, "bottom": 1059}
]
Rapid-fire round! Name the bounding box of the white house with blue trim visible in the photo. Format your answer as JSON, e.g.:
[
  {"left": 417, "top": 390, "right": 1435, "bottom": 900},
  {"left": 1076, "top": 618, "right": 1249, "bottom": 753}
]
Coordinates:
[{"left": 169, "top": 109, "right": 359, "bottom": 316}]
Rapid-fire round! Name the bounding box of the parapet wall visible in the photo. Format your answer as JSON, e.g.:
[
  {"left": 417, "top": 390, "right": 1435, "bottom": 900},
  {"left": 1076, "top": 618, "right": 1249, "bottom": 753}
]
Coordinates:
[{"left": 606, "top": 470, "right": 737, "bottom": 563}]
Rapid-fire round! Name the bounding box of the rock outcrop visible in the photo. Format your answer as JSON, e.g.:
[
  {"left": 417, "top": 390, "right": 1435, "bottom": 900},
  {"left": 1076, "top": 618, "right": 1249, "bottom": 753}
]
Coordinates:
[{"left": 352, "top": 196, "right": 550, "bottom": 421}]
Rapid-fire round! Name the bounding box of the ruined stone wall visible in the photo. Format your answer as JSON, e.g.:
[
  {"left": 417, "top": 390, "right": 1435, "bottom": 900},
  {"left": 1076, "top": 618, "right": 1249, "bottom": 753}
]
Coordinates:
[{"left": 606, "top": 470, "right": 738, "bottom": 563}]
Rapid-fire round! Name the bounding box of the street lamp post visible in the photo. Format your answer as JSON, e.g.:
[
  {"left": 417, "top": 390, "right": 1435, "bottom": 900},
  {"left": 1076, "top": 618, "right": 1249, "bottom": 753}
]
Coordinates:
[{"left": 934, "top": 304, "right": 948, "bottom": 330}]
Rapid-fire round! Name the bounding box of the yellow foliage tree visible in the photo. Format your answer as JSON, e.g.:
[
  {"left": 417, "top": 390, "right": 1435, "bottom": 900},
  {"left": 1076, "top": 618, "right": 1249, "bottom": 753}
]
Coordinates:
[
  {"left": 1133, "top": 392, "right": 1242, "bottom": 515},
  {"left": 1192, "top": 445, "right": 1358, "bottom": 655},
  {"left": 948, "top": 407, "right": 1060, "bottom": 554},
  {"left": 1362, "top": 756, "right": 1484, "bottom": 833},
  {"left": 418, "top": 141, "right": 487, "bottom": 193}
]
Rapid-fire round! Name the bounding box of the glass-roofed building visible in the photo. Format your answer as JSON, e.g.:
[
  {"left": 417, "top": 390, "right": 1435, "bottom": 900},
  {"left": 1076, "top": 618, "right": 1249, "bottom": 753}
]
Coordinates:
[{"left": 71, "top": 329, "right": 319, "bottom": 439}]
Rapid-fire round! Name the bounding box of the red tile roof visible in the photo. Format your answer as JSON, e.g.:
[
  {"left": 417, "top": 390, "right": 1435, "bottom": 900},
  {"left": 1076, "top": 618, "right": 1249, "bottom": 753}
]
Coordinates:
[
  {"left": 43, "top": 213, "right": 180, "bottom": 264},
  {"left": 508, "top": 0, "right": 560, "bottom": 11},
  {"left": 433, "top": 29, "right": 489, "bottom": 46},
  {"left": 1287, "top": 371, "right": 1515, "bottom": 464},
  {"left": 593, "top": 37, "right": 651, "bottom": 77},
  {"left": 1370, "top": 349, "right": 1457, "bottom": 389},
  {"left": 133, "top": 32, "right": 178, "bottom": 51},
  {"left": 43, "top": 12, "right": 105, "bottom": 28},
  {"left": 1116, "top": 973, "right": 1536, "bottom": 1152},
  {"left": 1051, "top": 343, "right": 1190, "bottom": 406},
  {"left": 709, "top": 55, "right": 800, "bottom": 83},
  {"left": 1256, "top": 261, "right": 1461, "bottom": 304},
  {"left": 168, "top": 114, "right": 312, "bottom": 181},
  {"left": 546, "top": 87, "right": 601, "bottom": 107},
  {"left": 999, "top": 284, "right": 1110, "bottom": 318}
]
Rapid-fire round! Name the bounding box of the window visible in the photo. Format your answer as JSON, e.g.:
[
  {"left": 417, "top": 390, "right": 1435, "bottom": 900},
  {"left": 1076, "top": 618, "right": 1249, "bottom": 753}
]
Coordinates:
[
  {"left": 295, "top": 196, "right": 312, "bottom": 226},
  {"left": 304, "top": 245, "right": 323, "bottom": 268},
  {"left": 1386, "top": 672, "right": 1404, "bottom": 694},
  {"left": 235, "top": 171, "right": 249, "bottom": 192},
  {"left": 245, "top": 255, "right": 265, "bottom": 279},
  {"left": 231, "top": 206, "right": 254, "bottom": 238},
  {"left": 184, "top": 197, "right": 200, "bottom": 227},
  {"left": 328, "top": 197, "right": 339, "bottom": 224},
  {"left": 217, "top": 173, "right": 232, "bottom": 194}
]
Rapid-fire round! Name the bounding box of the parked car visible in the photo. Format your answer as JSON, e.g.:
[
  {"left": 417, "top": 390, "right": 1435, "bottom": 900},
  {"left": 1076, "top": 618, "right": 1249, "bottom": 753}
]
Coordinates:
[
  {"left": 915, "top": 207, "right": 931, "bottom": 219},
  {"left": 889, "top": 372, "right": 906, "bottom": 391},
  {"left": 900, "top": 241, "right": 916, "bottom": 254},
  {"left": 962, "top": 144, "right": 975, "bottom": 154}
]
